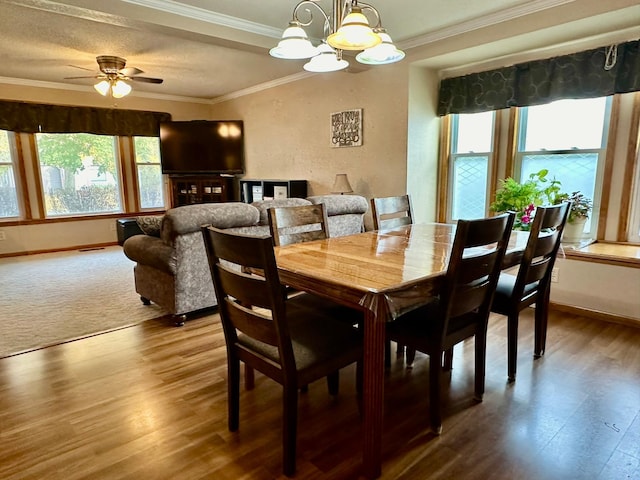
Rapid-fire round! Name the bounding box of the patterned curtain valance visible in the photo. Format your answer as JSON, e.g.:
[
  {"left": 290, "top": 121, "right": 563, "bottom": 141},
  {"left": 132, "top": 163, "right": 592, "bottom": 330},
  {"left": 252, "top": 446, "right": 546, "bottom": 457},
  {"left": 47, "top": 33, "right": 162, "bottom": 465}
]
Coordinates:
[
  {"left": 437, "top": 39, "right": 640, "bottom": 116},
  {"left": 0, "top": 100, "right": 172, "bottom": 136}
]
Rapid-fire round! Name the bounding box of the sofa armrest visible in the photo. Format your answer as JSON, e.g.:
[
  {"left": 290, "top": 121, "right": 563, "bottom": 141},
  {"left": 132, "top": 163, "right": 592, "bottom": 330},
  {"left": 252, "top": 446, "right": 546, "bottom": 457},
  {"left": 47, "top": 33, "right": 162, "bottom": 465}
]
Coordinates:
[{"left": 123, "top": 235, "right": 176, "bottom": 275}]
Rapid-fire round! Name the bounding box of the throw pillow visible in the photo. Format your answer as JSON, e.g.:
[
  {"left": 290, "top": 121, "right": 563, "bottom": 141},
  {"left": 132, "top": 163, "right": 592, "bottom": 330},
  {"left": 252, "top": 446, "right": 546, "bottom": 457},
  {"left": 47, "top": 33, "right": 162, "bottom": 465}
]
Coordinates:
[{"left": 136, "top": 215, "right": 163, "bottom": 237}]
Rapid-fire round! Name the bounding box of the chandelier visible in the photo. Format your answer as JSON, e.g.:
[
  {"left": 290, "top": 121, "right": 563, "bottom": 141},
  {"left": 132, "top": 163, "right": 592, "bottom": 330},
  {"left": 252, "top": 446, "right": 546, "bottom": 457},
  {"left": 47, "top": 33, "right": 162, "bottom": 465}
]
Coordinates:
[
  {"left": 269, "top": 0, "right": 405, "bottom": 73},
  {"left": 94, "top": 76, "right": 132, "bottom": 99}
]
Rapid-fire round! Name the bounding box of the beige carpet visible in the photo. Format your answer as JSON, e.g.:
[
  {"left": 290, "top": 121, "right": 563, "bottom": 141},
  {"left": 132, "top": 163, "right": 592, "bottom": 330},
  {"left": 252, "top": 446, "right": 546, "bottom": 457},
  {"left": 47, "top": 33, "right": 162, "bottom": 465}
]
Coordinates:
[{"left": 0, "top": 246, "right": 169, "bottom": 358}]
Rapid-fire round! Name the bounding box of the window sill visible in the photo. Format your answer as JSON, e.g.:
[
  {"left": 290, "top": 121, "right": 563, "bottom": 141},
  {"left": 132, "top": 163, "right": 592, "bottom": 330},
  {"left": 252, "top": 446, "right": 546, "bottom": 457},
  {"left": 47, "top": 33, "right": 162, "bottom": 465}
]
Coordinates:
[{"left": 562, "top": 240, "right": 640, "bottom": 269}]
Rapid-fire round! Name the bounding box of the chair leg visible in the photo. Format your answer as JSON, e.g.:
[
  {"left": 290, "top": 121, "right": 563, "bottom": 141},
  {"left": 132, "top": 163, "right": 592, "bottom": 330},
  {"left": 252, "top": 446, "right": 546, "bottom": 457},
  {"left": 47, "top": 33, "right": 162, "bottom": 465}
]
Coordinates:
[
  {"left": 474, "top": 331, "right": 487, "bottom": 401},
  {"left": 282, "top": 384, "right": 299, "bottom": 477},
  {"left": 429, "top": 354, "right": 443, "bottom": 435},
  {"left": 396, "top": 343, "right": 406, "bottom": 358},
  {"left": 406, "top": 347, "right": 416, "bottom": 368},
  {"left": 507, "top": 313, "right": 519, "bottom": 383},
  {"left": 327, "top": 371, "right": 340, "bottom": 396},
  {"left": 534, "top": 287, "right": 550, "bottom": 358},
  {"left": 228, "top": 357, "right": 241, "bottom": 432}
]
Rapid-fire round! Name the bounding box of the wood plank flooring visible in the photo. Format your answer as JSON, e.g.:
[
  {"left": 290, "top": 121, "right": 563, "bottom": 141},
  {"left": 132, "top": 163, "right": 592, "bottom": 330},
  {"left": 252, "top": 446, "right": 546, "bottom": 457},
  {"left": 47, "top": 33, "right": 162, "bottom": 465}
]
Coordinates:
[{"left": 1, "top": 309, "right": 639, "bottom": 479}]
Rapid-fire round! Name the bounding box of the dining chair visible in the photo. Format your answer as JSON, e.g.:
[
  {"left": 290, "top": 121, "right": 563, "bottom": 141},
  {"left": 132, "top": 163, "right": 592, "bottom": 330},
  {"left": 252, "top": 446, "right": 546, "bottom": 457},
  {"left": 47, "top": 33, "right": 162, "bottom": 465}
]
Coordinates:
[
  {"left": 371, "top": 194, "right": 413, "bottom": 230},
  {"left": 490, "top": 202, "right": 570, "bottom": 382},
  {"left": 201, "top": 226, "right": 363, "bottom": 477},
  {"left": 386, "top": 212, "right": 515, "bottom": 434},
  {"left": 268, "top": 203, "right": 329, "bottom": 246},
  {"left": 371, "top": 194, "right": 415, "bottom": 365}
]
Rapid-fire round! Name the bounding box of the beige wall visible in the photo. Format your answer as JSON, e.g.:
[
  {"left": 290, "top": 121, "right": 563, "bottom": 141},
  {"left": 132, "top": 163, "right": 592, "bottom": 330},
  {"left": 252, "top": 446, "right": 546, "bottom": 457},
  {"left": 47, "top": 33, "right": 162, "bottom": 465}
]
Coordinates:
[{"left": 208, "top": 63, "right": 411, "bottom": 230}]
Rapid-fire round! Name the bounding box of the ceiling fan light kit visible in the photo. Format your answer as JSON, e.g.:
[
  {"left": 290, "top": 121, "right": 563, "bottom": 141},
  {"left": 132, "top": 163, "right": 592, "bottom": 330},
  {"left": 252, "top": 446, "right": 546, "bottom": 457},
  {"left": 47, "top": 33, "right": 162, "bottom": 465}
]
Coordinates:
[
  {"left": 66, "top": 55, "right": 163, "bottom": 98},
  {"left": 270, "top": 0, "right": 404, "bottom": 72}
]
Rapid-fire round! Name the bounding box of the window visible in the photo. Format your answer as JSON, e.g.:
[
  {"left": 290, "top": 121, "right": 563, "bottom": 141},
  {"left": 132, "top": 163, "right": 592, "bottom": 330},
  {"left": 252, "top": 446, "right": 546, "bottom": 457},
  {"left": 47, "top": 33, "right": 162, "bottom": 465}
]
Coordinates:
[
  {"left": 35, "top": 133, "right": 122, "bottom": 216},
  {"left": 133, "top": 136, "right": 165, "bottom": 209},
  {"left": 630, "top": 145, "right": 640, "bottom": 244},
  {"left": 449, "top": 111, "right": 494, "bottom": 220},
  {"left": 515, "top": 97, "right": 611, "bottom": 236},
  {"left": 0, "top": 130, "right": 19, "bottom": 219}
]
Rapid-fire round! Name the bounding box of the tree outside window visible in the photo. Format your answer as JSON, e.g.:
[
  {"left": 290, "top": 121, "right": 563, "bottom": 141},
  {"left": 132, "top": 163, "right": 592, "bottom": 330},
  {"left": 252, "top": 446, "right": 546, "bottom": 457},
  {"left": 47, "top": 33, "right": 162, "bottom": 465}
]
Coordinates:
[
  {"left": 133, "top": 136, "right": 165, "bottom": 209},
  {"left": 0, "top": 130, "right": 19, "bottom": 218},
  {"left": 36, "top": 133, "right": 122, "bottom": 216}
]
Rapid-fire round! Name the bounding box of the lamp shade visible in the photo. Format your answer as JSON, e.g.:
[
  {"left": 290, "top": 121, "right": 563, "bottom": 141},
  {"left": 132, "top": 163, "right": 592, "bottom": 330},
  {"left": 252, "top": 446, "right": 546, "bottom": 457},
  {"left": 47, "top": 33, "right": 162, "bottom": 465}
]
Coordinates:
[
  {"left": 327, "top": 7, "right": 381, "bottom": 51},
  {"left": 111, "top": 79, "right": 132, "bottom": 98},
  {"left": 331, "top": 174, "right": 353, "bottom": 194},
  {"left": 94, "top": 80, "right": 111, "bottom": 96},
  {"left": 269, "top": 21, "right": 319, "bottom": 59},
  {"left": 304, "top": 43, "right": 349, "bottom": 72},
  {"left": 356, "top": 30, "right": 405, "bottom": 65}
]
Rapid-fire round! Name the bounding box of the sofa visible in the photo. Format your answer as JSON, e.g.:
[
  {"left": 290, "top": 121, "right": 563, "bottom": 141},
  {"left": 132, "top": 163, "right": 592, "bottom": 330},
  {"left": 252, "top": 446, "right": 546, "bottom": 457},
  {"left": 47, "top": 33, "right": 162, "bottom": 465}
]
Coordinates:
[{"left": 122, "top": 195, "right": 369, "bottom": 324}]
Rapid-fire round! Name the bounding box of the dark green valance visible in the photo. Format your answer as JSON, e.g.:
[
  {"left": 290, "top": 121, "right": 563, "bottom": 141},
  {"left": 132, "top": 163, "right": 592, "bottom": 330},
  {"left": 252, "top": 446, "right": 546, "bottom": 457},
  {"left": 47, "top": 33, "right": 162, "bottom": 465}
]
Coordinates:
[
  {"left": 0, "top": 100, "right": 171, "bottom": 136},
  {"left": 437, "top": 39, "right": 640, "bottom": 116}
]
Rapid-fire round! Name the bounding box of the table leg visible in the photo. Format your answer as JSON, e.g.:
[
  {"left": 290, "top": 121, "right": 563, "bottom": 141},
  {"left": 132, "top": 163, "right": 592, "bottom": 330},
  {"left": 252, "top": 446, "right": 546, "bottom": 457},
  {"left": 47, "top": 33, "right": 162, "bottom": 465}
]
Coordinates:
[{"left": 362, "top": 300, "right": 387, "bottom": 479}]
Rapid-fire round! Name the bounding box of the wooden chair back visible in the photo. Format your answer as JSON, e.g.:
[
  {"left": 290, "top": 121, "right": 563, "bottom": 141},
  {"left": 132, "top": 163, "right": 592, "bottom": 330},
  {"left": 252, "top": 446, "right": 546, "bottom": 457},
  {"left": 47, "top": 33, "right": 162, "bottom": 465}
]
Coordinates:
[
  {"left": 439, "top": 212, "right": 515, "bottom": 343},
  {"left": 371, "top": 194, "right": 413, "bottom": 230},
  {"left": 201, "top": 227, "right": 294, "bottom": 382},
  {"left": 268, "top": 203, "right": 330, "bottom": 246},
  {"left": 511, "top": 202, "right": 570, "bottom": 309}
]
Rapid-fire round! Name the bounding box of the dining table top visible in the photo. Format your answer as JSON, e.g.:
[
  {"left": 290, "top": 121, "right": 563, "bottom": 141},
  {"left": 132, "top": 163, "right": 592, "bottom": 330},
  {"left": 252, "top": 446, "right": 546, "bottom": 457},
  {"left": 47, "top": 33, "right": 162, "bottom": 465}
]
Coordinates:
[{"left": 275, "top": 222, "right": 529, "bottom": 313}]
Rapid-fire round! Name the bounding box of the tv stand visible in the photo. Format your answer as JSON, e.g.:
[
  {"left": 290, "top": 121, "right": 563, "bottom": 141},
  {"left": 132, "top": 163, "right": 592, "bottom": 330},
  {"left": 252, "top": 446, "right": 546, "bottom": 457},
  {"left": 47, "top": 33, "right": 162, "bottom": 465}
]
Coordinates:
[{"left": 169, "top": 175, "right": 235, "bottom": 207}]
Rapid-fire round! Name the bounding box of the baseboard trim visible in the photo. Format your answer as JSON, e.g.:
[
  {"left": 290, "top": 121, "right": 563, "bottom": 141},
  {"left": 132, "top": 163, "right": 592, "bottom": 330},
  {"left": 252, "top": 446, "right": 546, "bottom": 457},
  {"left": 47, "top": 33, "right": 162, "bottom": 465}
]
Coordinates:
[
  {"left": 0, "top": 242, "right": 119, "bottom": 259},
  {"left": 550, "top": 302, "right": 640, "bottom": 329}
]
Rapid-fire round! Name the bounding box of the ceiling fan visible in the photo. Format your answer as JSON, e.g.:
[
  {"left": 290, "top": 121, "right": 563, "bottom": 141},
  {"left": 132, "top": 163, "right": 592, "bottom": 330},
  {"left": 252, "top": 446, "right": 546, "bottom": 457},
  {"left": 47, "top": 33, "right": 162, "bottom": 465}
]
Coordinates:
[{"left": 65, "top": 55, "right": 163, "bottom": 98}]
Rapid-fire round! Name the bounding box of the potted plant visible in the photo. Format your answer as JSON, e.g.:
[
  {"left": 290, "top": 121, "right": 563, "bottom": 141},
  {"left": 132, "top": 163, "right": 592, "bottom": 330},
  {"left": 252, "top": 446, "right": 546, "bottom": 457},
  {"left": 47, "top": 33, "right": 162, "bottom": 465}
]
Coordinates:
[
  {"left": 555, "top": 191, "right": 592, "bottom": 242},
  {"left": 490, "top": 169, "right": 562, "bottom": 230}
]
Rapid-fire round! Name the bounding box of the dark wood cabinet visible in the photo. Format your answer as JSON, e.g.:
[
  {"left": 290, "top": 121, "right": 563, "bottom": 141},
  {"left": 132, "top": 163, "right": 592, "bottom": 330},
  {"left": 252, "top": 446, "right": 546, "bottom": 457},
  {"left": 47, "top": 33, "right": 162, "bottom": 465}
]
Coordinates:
[
  {"left": 169, "top": 175, "right": 235, "bottom": 207},
  {"left": 239, "top": 179, "right": 307, "bottom": 203}
]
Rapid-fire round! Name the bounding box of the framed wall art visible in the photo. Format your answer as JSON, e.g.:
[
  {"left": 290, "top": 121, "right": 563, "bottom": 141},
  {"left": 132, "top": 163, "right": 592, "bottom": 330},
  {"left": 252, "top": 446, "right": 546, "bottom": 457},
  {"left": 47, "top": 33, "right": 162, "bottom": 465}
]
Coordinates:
[{"left": 330, "top": 108, "right": 362, "bottom": 148}]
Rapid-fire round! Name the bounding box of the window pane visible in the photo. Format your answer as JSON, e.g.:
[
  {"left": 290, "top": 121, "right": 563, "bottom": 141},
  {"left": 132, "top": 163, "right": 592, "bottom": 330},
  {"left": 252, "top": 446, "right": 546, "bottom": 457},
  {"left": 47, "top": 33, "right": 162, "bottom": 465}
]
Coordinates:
[
  {"left": 134, "top": 136, "right": 164, "bottom": 209},
  {"left": 0, "top": 131, "right": 19, "bottom": 218},
  {"left": 452, "top": 155, "right": 488, "bottom": 219},
  {"left": 522, "top": 98, "right": 607, "bottom": 151},
  {"left": 36, "top": 133, "right": 122, "bottom": 216},
  {"left": 454, "top": 111, "right": 494, "bottom": 153}
]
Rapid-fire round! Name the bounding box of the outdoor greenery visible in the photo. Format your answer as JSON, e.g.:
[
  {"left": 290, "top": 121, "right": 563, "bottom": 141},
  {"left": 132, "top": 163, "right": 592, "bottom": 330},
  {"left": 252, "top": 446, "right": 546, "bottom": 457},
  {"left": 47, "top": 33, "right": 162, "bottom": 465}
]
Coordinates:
[{"left": 36, "top": 133, "right": 120, "bottom": 214}]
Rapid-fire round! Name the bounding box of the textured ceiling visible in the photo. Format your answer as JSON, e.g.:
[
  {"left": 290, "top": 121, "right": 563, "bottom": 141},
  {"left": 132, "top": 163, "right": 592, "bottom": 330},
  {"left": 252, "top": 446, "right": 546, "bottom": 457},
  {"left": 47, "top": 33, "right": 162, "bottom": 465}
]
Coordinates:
[{"left": 0, "top": 0, "right": 639, "bottom": 101}]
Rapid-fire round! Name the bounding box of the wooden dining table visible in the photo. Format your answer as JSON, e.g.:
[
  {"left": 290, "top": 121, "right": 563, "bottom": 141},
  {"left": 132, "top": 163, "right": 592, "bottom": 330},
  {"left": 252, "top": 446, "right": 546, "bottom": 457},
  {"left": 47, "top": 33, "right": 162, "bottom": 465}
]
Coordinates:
[{"left": 274, "top": 222, "right": 529, "bottom": 479}]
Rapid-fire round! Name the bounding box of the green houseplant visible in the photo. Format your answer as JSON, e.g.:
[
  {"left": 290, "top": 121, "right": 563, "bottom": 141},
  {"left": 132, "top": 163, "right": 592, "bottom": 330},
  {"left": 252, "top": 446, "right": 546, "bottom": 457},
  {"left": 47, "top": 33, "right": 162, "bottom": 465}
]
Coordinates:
[
  {"left": 490, "top": 169, "right": 562, "bottom": 230},
  {"left": 555, "top": 191, "right": 592, "bottom": 242}
]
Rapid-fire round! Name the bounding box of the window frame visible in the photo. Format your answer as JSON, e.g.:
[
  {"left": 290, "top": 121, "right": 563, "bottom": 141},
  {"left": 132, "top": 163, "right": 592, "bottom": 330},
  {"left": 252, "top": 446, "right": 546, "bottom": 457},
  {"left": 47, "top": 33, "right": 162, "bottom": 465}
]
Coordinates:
[
  {"left": 443, "top": 111, "right": 498, "bottom": 222},
  {"left": 513, "top": 96, "right": 613, "bottom": 240},
  {"left": 132, "top": 136, "right": 166, "bottom": 211},
  {"left": 0, "top": 130, "right": 22, "bottom": 220}
]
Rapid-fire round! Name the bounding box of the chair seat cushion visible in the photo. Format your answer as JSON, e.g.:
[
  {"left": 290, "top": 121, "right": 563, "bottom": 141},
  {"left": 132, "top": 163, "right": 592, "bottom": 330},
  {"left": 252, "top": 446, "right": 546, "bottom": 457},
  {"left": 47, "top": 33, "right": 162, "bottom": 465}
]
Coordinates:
[
  {"left": 238, "top": 293, "right": 362, "bottom": 383},
  {"left": 491, "top": 273, "right": 539, "bottom": 313}
]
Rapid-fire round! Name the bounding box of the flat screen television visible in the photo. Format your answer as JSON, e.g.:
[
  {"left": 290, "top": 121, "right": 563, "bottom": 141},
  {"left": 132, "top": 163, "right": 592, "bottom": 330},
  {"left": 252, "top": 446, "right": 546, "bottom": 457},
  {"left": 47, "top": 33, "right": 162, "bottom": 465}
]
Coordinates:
[{"left": 159, "top": 120, "right": 245, "bottom": 174}]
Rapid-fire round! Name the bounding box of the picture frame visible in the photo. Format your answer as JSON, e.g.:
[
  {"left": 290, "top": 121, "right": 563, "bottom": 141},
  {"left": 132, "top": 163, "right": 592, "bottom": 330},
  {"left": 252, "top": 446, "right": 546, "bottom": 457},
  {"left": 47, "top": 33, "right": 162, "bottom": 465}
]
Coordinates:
[{"left": 331, "top": 108, "right": 362, "bottom": 148}]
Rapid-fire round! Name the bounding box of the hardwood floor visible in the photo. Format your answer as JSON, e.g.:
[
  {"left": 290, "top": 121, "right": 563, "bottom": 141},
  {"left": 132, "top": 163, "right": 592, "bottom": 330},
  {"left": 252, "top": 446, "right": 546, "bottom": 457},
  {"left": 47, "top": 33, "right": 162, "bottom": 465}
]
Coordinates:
[{"left": 1, "top": 309, "right": 639, "bottom": 479}]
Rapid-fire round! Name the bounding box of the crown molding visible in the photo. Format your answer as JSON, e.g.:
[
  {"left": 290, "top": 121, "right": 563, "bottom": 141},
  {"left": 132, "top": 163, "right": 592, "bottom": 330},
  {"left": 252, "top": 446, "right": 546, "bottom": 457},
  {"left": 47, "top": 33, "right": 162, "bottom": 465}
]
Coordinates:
[
  {"left": 121, "top": 0, "right": 282, "bottom": 38},
  {"left": 210, "top": 72, "right": 314, "bottom": 105},
  {"left": 399, "top": 0, "right": 577, "bottom": 50}
]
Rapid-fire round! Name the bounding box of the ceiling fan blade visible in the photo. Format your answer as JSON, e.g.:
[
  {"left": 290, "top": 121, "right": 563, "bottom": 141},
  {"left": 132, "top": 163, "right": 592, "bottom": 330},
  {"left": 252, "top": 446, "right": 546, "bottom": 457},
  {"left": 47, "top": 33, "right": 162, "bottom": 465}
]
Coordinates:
[
  {"left": 68, "top": 64, "right": 96, "bottom": 72},
  {"left": 120, "top": 67, "right": 144, "bottom": 76},
  {"left": 130, "top": 76, "right": 163, "bottom": 84},
  {"left": 64, "top": 75, "right": 98, "bottom": 79}
]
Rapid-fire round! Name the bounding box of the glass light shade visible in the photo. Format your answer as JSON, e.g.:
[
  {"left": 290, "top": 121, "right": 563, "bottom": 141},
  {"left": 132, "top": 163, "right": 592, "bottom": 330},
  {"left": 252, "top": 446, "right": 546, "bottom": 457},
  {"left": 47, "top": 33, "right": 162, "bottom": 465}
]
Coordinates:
[
  {"left": 94, "top": 80, "right": 111, "bottom": 96},
  {"left": 327, "top": 8, "right": 381, "bottom": 51},
  {"left": 304, "top": 43, "right": 349, "bottom": 72},
  {"left": 269, "top": 22, "right": 319, "bottom": 59},
  {"left": 111, "top": 79, "right": 132, "bottom": 98},
  {"left": 331, "top": 174, "right": 353, "bottom": 194},
  {"left": 356, "top": 31, "right": 405, "bottom": 65}
]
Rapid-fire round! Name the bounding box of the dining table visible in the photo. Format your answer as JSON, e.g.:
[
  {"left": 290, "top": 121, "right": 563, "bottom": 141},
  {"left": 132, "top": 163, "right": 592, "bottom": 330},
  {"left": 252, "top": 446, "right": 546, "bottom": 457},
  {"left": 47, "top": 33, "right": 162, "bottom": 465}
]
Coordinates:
[{"left": 274, "top": 222, "right": 530, "bottom": 479}]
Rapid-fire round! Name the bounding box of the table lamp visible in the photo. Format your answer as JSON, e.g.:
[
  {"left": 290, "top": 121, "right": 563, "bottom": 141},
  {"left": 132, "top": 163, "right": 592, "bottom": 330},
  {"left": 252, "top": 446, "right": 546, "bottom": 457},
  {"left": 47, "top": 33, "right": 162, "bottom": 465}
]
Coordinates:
[{"left": 331, "top": 173, "right": 353, "bottom": 194}]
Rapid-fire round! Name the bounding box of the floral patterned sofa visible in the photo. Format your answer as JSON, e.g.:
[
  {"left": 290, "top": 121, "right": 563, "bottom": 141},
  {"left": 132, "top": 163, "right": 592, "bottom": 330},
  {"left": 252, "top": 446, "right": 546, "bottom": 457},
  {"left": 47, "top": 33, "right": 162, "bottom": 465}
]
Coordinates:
[{"left": 122, "top": 195, "right": 368, "bottom": 324}]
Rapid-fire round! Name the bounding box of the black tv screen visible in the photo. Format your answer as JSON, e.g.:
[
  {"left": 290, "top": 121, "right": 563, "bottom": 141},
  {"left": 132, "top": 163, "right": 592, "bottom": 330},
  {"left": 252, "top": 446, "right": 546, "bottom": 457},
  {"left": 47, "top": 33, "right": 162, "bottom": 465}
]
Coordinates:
[{"left": 159, "top": 120, "right": 245, "bottom": 174}]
